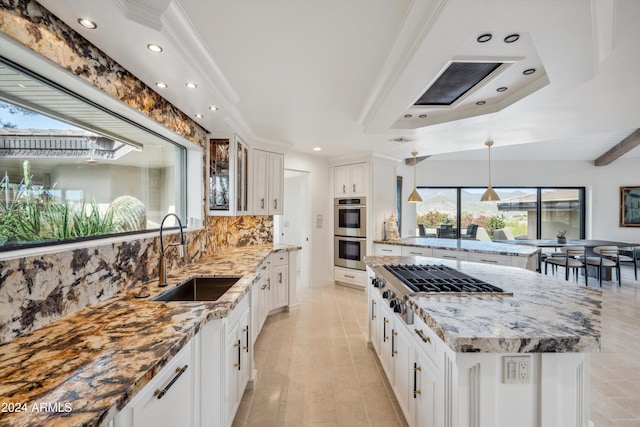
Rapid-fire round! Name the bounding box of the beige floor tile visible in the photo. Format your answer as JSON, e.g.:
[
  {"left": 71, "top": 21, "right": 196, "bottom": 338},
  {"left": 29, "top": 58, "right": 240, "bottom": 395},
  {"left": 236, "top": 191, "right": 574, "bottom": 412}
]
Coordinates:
[{"left": 234, "top": 265, "right": 640, "bottom": 426}]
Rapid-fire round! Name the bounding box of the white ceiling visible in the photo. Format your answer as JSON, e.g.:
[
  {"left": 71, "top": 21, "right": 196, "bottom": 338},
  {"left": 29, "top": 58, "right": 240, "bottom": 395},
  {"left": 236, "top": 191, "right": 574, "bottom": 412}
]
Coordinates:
[{"left": 36, "top": 0, "right": 640, "bottom": 162}]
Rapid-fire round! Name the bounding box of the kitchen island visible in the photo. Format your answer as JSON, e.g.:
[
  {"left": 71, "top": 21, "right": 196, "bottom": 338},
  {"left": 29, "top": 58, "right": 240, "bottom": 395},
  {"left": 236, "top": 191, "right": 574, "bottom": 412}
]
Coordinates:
[
  {"left": 0, "top": 244, "right": 299, "bottom": 427},
  {"left": 374, "top": 237, "right": 540, "bottom": 271},
  {"left": 365, "top": 255, "right": 601, "bottom": 427}
]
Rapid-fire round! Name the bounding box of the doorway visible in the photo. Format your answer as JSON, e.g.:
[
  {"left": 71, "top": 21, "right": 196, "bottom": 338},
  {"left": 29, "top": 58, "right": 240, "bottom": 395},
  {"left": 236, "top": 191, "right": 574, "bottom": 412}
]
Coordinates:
[{"left": 275, "top": 170, "right": 310, "bottom": 288}]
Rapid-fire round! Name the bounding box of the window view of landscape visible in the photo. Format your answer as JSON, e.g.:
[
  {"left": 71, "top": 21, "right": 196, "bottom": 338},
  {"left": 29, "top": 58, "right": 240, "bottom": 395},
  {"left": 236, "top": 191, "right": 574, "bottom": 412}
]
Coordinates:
[
  {"left": 0, "top": 61, "right": 185, "bottom": 249},
  {"left": 415, "top": 187, "right": 584, "bottom": 240}
]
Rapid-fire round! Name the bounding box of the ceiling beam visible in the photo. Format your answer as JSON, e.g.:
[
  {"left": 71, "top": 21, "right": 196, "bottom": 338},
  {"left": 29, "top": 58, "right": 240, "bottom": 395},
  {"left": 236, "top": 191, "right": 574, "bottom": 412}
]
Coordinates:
[
  {"left": 404, "top": 155, "right": 431, "bottom": 165},
  {"left": 594, "top": 128, "right": 640, "bottom": 166}
]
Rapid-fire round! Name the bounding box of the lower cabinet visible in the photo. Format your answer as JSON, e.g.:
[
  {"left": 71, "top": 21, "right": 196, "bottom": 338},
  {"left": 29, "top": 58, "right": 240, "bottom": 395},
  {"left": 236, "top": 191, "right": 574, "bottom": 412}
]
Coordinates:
[
  {"left": 224, "top": 297, "right": 251, "bottom": 426},
  {"left": 270, "top": 252, "right": 289, "bottom": 311},
  {"left": 115, "top": 339, "right": 196, "bottom": 427},
  {"left": 411, "top": 347, "right": 438, "bottom": 427}
]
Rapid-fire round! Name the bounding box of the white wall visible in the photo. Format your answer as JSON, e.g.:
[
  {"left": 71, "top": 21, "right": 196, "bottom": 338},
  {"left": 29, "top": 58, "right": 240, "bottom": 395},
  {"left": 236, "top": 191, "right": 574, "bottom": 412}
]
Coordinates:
[
  {"left": 284, "top": 151, "right": 332, "bottom": 288},
  {"left": 398, "top": 157, "right": 640, "bottom": 243}
]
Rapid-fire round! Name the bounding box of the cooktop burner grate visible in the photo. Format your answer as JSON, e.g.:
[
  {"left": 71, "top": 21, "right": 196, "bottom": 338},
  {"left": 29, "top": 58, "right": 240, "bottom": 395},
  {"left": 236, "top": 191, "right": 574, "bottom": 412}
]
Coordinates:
[{"left": 383, "top": 264, "right": 505, "bottom": 293}]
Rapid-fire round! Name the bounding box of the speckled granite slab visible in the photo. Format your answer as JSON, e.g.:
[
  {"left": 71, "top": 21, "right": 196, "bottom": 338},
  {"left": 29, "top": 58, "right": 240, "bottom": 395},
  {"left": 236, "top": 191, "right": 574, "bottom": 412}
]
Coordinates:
[
  {"left": 0, "top": 244, "right": 300, "bottom": 427},
  {"left": 375, "top": 238, "right": 540, "bottom": 257},
  {"left": 366, "top": 255, "right": 601, "bottom": 354}
]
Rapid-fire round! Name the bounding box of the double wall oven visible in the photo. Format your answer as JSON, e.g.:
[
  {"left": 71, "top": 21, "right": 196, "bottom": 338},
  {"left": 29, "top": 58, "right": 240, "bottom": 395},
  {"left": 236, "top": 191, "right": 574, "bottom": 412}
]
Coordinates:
[{"left": 334, "top": 197, "right": 366, "bottom": 270}]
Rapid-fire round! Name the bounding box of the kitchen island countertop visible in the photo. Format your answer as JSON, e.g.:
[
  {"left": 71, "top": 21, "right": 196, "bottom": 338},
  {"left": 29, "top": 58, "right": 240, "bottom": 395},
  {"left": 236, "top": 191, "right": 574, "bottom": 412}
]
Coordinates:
[
  {"left": 375, "top": 237, "right": 540, "bottom": 257},
  {"left": 365, "top": 255, "right": 601, "bottom": 354},
  {"left": 0, "top": 243, "right": 299, "bottom": 427}
]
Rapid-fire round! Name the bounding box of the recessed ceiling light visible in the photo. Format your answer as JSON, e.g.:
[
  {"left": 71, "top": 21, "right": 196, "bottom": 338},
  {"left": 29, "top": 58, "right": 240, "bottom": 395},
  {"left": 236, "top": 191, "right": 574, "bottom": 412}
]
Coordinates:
[
  {"left": 477, "top": 33, "right": 492, "bottom": 43},
  {"left": 185, "top": 82, "right": 197, "bottom": 89},
  {"left": 418, "top": 114, "right": 427, "bottom": 118},
  {"left": 209, "top": 106, "right": 219, "bottom": 111},
  {"left": 195, "top": 113, "right": 204, "bottom": 118},
  {"left": 155, "top": 82, "right": 167, "bottom": 88},
  {"left": 313, "top": 147, "right": 322, "bottom": 151},
  {"left": 404, "top": 114, "right": 413, "bottom": 118},
  {"left": 147, "top": 44, "right": 163, "bottom": 53},
  {"left": 523, "top": 68, "right": 536, "bottom": 75},
  {"left": 78, "top": 18, "right": 97, "bottom": 29},
  {"left": 504, "top": 34, "right": 520, "bottom": 43},
  {"left": 476, "top": 101, "right": 486, "bottom": 105},
  {"left": 496, "top": 87, "right": 508, "bottom": 92}
]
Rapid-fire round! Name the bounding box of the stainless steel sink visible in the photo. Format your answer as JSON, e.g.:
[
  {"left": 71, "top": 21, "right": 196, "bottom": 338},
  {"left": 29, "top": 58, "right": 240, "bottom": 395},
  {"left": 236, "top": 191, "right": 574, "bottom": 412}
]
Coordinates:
[{"left": 152, "top": 276, "right": 241, "bottom": 302}]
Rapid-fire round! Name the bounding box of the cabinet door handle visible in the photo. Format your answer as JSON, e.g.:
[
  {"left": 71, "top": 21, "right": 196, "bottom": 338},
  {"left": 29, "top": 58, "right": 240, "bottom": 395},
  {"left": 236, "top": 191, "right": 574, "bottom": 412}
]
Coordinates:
[
  {"left": 342, "top": 184, "right": 346, "bottom": 193},
  {"left": 235, "top": 339, "right": 241, "bottom": 370},
  {"left": 274, "top": 199, "right": 278, "bottom": 210},
  {"left": 391, "top": 330, "right": 397, "bottom": 356},
  {"left": 381, "top": 249, "right": 393, "bottom": 252},
  {"left": 353, "top": 184, "right": 356, "bottom": 193},
  {"left": 244, "top": 326, "right": 249, "bottom": 352},
  {"left": 383, "top": 318, "right": 388, "bottom": 342},
  {"left": 278, "top": 272, "right": 282, "bottom": 283},
  {"left": 480, "top": 259, "right": 498, "bottom": 263},
  {"left": 409, "top": 251, "right": 422, "bottom": 255},
  {"left": 415, "top": 329, "right": 431, "bottom": 343},
  {"left": 260, "top": 198, "right": 265, "bottom": 209},
  {"left": 371, "top": 300, "right": 376, "bottom": 320},
  {"left": 344, "top": 274, "right": 355, "bottom": 279},
  {"left": 154, "top": 365, "right": 188, "bottom": 399},
  {"left": 413, "top": 363, "right": 422, "bottom": 398},
  {"left": 441, "top": 255, "right": 457, "bottom": 259},
  {"left": 261, "top": 283, "right": 268, "bottom": 290},
  {"left": 267, "top": 278, "right": 271, "bottom": 290}
]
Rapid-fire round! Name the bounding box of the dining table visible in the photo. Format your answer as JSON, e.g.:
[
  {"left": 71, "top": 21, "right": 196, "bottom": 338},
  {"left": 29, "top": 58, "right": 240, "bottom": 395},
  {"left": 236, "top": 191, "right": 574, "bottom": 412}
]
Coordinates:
[{"left": 494, "top": 239, "right": 640, "bottom": 275}]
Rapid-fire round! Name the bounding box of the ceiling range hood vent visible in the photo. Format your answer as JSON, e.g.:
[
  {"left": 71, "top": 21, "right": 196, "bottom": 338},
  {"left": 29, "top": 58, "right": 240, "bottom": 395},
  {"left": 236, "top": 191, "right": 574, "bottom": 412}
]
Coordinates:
[{"left": 415, "top": 62, "right": 502, "bottom": 106}]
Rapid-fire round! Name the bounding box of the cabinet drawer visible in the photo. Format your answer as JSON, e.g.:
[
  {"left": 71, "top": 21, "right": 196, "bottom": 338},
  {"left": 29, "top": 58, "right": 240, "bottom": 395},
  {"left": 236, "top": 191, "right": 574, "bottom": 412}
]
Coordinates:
[
  {"left": 334, "top": 266, "right": 367, "bottom": 286},
  {"left": 468, "top": 252, "right": 510, "bottom": 266},
  {"left": 411, "top": 316, "right": 439, "bottom": 367},
  {"left": 271, "top": 252, "right": 289, "bottom": 266},
  {"left": 228, "top": 293, "right": 249, "bottom": 327},
  {"left": 375, "top": 244, "right": 402, "bottom": 256},
  {"left": 432, "top": 249, "right": 467, "bottom": 261},
  {"left": 401, "top": 246, "right": 433, "bottom": 257}
]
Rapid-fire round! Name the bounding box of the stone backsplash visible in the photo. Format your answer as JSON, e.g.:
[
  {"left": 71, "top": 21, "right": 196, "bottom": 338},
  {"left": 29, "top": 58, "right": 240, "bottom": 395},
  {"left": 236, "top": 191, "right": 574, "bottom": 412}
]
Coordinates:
[{"left": 0, "top": 215, "right": 273, "bottom": 344}]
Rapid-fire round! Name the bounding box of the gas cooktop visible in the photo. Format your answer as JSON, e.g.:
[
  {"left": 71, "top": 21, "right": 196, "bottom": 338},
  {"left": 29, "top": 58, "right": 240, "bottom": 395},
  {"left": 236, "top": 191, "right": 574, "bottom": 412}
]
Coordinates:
[{"left": 383, "top": 264, "right": 506, "bottom": 293}]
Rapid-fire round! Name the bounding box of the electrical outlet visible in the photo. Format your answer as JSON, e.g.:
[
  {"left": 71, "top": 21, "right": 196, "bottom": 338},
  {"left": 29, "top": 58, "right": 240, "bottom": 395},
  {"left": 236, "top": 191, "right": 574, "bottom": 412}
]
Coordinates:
[{"left": 503, "top": 356, "right": 531, "bottom": 384}]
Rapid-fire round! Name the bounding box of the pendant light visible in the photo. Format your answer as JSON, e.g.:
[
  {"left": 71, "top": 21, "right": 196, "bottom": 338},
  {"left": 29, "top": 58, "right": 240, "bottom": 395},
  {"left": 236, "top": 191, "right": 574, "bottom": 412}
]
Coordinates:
[
  {"left": 407, "top": 151, "right": 423, "bottom": 203},
  {"left": 480, "top": 140, "right": 500, "bottom": 201}
]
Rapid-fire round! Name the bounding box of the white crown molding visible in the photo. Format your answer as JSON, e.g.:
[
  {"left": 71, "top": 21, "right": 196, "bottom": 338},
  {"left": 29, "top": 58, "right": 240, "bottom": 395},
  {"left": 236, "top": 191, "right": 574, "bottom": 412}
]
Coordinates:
[
  {"left": 112, "top": 0, "right": 171, "bottom": 31},
  {"left": 161, "top": 1, "right": 240, "bottom": 110},
  {"left": 357, "top": 0, "right": 448, "bottom": 131}
]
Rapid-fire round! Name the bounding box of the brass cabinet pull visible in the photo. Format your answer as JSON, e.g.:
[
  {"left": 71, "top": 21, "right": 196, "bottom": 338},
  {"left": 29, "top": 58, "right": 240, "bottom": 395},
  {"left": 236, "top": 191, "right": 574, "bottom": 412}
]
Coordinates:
[
  {"left": 154, "top": 365, "right": 188, "bottom": 399},
  {"left": 260, "top": 198, "right": 265, "bottom": 209},
  {"left": 244, "top": 325, "right": 249, "bottom": 352},
  {"left": 391, "top": 329, "right": 397, "bottom": 356},
  {"left": 278, "top": 272, "right": 282, "bottom": 283},
  {"left": 383, "top": 317, "right": 388, "bottom": 342},
  {"left": 236, "top": 339, "right": 241, "bottom": 370},
  {"left": 413, "top": 363, "right": 421, "bottom": 398},
  {"left": 415, "top": 329, "right": 431, "bottom": 344},
  {"left": 371, "top": 300, "right": 376, "bottom": 320}
]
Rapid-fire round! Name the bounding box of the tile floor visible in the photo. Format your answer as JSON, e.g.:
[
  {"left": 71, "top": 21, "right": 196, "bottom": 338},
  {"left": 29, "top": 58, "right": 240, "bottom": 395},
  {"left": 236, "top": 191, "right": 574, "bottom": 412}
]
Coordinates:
[{"left": 233, "top": 265, "right": 640, "bottom": 427}]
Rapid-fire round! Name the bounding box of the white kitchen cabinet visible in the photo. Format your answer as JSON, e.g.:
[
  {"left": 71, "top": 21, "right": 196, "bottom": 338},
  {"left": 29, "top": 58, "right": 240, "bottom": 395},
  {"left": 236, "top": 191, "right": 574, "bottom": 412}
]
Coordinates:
[
  {"left": 334, "top": 162, "right": 368, "bottom": 197},
  {"left": 401, "top": 246, "right": 433, "bottom": 257},
  {"left": 258, "top": 269, "right": 271, "bottom": 333},
  {"left": 334, "top": 265, "right": 367, "bottom": 289},
  {"left": 207, "top": 135, "right": 250, "bottom": 216},
  {"left": 432, "top": 248, "right": 467, "bottom": 261},
  {"left": 115, "top": 339, "right": 195, "bottom": 427},
  {"left": 411, "top": 347, "right": 438, "bottom": 427},
  {"left": 374, "top": 243, "right": 402, "bottom": 256},
  {"left": 271, "top": 264, "right": 288, "bottom": 310},
  {"left": 224, "top": 296, "right": 251, "bottom": 427},
  {"left": 392, "top": 317, "right": 413, "bottom": 422},
  {"left": 467, "top": 252, "right": 511, "bottom": 267},
  {"left": 253, "top": 149, "right": 284, "bottom": 215}
]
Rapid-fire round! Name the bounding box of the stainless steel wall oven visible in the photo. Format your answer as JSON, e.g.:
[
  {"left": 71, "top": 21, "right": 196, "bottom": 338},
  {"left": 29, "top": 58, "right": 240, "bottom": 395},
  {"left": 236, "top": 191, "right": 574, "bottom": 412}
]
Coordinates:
[
  {"left": 334, "top": 236, "right": 366, "bottom": 270},
  {"left": 334, "top": 197, "right": 366, "bottom": 237}
]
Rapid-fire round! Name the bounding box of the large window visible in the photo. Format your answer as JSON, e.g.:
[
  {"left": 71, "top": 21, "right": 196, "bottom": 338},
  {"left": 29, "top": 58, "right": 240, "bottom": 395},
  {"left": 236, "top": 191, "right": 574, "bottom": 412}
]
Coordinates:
[
  {"left": 415, "top": 187, "right": 585, "bottom": 240},
  {"left": 0, "top": 58, "right": 186, "bottom": 250}
]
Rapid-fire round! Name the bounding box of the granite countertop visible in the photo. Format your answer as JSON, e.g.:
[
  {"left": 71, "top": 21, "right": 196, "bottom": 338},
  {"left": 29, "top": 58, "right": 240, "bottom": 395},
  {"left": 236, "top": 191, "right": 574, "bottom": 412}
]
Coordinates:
[
  {"left": 0, "top": 244, "right": 300, "bottom": 427},
  {"left": 375, "top": 237, "right": 540, "bottom": 257},
  {"left": 366, "top": 255, "right": 601, "bottom": 354}
]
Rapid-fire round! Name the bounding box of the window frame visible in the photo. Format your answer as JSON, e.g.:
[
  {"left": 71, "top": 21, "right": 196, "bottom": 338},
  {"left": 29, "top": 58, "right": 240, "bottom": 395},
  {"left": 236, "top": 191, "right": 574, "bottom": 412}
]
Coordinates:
[{"left": 414, "top": 186, "right": 586, "bottom": 239}]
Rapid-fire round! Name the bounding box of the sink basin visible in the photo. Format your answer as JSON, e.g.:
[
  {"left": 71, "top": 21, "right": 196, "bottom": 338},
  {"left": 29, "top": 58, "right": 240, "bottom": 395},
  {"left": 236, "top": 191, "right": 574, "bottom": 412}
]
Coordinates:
[{"left": 152, "top": 276, "right": 241, "bottom": 302}]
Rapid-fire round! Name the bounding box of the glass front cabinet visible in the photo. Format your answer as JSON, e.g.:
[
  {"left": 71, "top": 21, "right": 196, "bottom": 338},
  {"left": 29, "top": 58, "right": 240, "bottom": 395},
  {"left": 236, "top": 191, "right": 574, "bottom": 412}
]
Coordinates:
[{"left": 207, "top": 135, "right": 250, "bottom": 215}]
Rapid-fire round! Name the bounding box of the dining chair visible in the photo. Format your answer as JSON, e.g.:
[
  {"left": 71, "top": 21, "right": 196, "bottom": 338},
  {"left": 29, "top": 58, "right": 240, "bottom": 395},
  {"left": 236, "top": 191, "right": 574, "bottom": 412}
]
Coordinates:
[
  {"left": 618, "top": 247, "right": 639, "bottom": 280},
  {"left": 461, "top": 224, "right": 478, "bottom": 239},
  {"left": 544, "top": 246, "right": 587, "bottom": 285},
  {"left": 418, "top": 223, "right": 426, "bottom": 237},
  {"left": 585, "top": 246, "right": 621, "bottom": 287}
]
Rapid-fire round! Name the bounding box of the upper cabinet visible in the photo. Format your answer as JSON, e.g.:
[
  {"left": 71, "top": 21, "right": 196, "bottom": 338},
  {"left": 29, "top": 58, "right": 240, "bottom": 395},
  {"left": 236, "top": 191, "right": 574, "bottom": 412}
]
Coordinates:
[
  {"left": 207, "top": 135, "right": 250, "bottom": 216},
  {"left": 253, "top": 149, "right": 284, "bottom": 215},
  {"left": 334, "top": 162, "right": 368, "bottom": 197}
]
